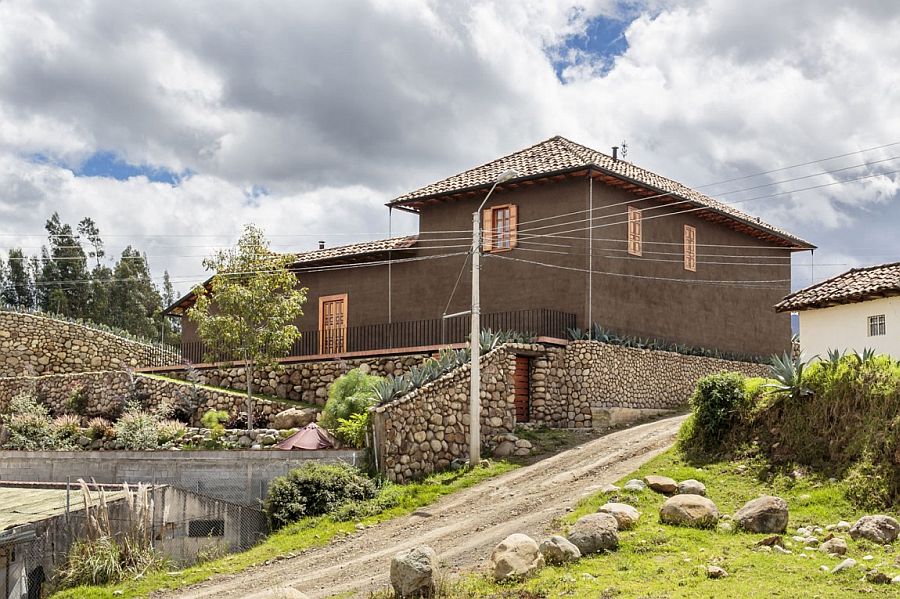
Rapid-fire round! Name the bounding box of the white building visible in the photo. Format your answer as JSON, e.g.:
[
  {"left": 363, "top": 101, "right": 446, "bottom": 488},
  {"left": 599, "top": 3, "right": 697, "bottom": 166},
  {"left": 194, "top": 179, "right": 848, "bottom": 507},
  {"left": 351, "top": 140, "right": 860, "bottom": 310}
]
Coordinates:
[{"left": 776, "top": 262, "right": 900, "bottom": 360}]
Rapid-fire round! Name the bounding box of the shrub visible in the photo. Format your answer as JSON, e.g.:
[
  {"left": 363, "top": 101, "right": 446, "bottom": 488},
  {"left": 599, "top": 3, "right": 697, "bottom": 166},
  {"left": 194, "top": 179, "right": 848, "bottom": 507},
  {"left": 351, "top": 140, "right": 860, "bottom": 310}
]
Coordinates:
[
  {"left": 264, "top": 463, "right": 377, "bottom": 530},
  {"left": 1, "top": 392, "right": 61, "bottom": 450},
  {"left": 766, "top": 352, "right": 812, "bottom": 399},
  {"left": 320, "top": 369, "right": 383, "bottom": 431},
  {"left": 66, "top": 385, "right": 89, "bottom": 416},
  {"left": 87, "top": 417, "right": 114, "bottom": 441},
  {"left": 201, "top": 409, "right": 228, "bottom": 449},
  {"left": 336, "top": 412, "right": 369, "bottom": 448},
  {"left": 53, "top": 414, "right": 82, "bottom": 443},
  {"left": 157, "top": 419, "right": 187, "bottom": 445},
  {"left": 113, "top": 404, "right": 161, "bottom": 450},
  {"left": 682, "top": 372, "right": 747, "bottom": 451}
]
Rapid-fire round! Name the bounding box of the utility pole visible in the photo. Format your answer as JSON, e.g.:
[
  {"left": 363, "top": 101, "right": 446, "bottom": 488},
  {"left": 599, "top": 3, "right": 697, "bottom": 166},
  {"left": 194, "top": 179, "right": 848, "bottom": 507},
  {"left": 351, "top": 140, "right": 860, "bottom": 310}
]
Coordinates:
[{"left": 469, "top": 169, "right": 517, "bottom": 465}]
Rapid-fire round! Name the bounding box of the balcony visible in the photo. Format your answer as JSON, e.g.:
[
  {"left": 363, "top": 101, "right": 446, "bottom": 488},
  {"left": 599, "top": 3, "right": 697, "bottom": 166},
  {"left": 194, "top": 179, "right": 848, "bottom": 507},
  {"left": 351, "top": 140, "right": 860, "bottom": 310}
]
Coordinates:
[{"left": 176, "top": 308, "right": 576, "bottom": 366}]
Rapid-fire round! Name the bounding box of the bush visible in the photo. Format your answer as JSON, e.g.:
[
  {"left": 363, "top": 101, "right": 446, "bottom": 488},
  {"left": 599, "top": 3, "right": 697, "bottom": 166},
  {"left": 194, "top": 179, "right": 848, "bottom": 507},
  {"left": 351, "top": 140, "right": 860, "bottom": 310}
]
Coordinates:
[
  {"left": 1, "top": 392, "right": 62, "bottom": 450},
  {"left": 113, "top": 404, "right": 161, "bottom": 450},
  {"left": 335, "top": 412, "right": 369, "bottom": 448},
  {"left": 87, "top": 417, "right": 114, "bottom": 441},
  {"left": 681, "top": 372, "right": 747, "bottom": 451},
  {"left": 53, "top": 414, "right": 82, "bottom": 443},
  {"left": 264, "top": 463, "right": 377, "bottom": 529},
  {"left": 201, "top": 409, "right": 228, "bottom": 449},
  {"left": 320, "top": 369, "right": 383, "bottom": 431}
]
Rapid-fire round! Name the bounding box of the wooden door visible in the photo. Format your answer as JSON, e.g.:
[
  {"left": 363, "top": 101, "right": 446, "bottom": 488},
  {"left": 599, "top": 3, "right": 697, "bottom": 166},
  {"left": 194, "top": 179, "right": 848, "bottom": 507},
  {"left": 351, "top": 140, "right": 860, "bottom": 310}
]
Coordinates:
[
  {"left": 513, "top": 356, "right": 530, "bottom": 422},
  {"left": 319, "top": 294, "right": 348, "bottom": 354}
]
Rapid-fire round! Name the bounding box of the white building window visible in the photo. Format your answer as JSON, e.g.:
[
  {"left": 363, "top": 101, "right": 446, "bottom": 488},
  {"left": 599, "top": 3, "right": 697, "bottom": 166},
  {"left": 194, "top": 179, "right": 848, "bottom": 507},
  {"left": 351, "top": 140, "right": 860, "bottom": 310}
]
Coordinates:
[{"left": 867, "top": 314, "right": 886, "bottom": 337}]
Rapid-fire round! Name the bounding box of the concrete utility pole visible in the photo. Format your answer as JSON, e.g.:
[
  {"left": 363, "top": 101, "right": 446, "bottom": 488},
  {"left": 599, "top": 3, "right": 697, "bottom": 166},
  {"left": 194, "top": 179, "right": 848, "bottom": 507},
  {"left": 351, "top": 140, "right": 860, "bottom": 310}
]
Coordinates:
[{"left": 469, "top": 169, "right": 517, "bottom": 465}]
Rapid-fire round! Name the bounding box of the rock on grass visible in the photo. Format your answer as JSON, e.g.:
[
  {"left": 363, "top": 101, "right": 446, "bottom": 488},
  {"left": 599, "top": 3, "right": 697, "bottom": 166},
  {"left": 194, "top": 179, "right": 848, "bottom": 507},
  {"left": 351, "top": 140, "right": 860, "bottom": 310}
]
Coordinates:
[
  {"left": 659, "top": 494, "right": 719, "bottom": 528},
  {"left": 489, "top": 534, "right": 545, "bottom": 582},
  {"left": 734, "top": 496, "right": 789, "bottom": 534},
  {"left": 567, "top": 513, "right": 620, "bottom": 555}
]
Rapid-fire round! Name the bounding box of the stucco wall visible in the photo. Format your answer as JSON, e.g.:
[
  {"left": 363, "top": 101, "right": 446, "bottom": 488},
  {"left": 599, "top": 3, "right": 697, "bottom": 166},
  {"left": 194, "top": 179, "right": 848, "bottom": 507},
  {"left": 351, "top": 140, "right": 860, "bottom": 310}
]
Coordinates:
[
  {"left": 0, "top": 450, "right": 362, "bottom": 506},
  {"left": 0, "top": 309, "right": 179, "bottom": 376},
  {"left": 799, "top": 296, "right": 900, "bottom": 359},
  {"left": 0, "top": 371, "right": 297, "bottom": 427}
]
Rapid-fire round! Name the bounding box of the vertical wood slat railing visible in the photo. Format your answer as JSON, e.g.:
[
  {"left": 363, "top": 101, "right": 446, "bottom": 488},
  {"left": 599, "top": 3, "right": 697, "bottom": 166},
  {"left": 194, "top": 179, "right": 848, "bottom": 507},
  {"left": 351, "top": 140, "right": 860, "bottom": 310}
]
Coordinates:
[{"left": 178, "top": 308, "right": 576, "bottom": 364}]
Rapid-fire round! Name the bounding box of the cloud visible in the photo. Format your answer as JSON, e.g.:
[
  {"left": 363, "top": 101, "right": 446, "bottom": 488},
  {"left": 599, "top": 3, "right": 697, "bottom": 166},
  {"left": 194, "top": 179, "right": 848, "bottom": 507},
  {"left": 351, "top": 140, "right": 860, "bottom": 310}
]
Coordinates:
[{"left": 0, "top": 0, "right": 898, "bottom": 294}]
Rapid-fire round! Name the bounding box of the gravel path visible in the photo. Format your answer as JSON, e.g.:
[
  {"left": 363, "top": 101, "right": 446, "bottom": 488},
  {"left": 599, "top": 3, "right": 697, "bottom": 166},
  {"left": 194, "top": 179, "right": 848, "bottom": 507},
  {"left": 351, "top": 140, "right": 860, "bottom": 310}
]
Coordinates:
[{"left": 161, "top": 414, "right": 686, "bottom": 599}]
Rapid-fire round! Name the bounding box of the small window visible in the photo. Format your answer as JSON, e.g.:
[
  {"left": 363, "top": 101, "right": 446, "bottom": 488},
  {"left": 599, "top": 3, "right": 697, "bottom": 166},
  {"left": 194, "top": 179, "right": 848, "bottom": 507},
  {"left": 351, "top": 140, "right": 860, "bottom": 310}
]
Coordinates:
[
  {"left": 188, "top": 519, "right": 225, "bottom": 538},
  {"left": 627, "top": 206, "right": 642, "bottom": 256},
  {"left": 683, "top": 225, "right": 696, "bottom": 272},
  {"left": 483, "top": 204, "right": 517, "bottom": 252},
  {"left": 868, "top": 314, "right": 886, "bottom": 337}
]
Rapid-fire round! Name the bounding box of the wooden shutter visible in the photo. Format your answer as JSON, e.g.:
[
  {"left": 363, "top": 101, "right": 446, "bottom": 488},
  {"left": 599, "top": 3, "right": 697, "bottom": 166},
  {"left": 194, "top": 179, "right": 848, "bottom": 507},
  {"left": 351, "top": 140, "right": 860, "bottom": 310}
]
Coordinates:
[
  {"left": 482, "top": 209, "right": 493, "bottom": 252},
  {"left": 628, "top": 207, "right": 642, "bottom": 256},
  {"left": 684, "top": 225, "right": 696, "bottom": 271},
  {"left": 508, "top": 203, "right": 518, "bottom": 248}
]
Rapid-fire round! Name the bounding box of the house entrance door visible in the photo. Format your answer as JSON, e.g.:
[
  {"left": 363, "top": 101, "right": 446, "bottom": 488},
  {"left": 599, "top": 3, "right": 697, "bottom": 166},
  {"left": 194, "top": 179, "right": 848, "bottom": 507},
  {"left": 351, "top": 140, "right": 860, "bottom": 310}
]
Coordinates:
[
  {"left": 319, "top": 294, "right": 348, "bottom": 354},
  {"left": 513, "top": 355, "right": 530, "bottom": 422}
]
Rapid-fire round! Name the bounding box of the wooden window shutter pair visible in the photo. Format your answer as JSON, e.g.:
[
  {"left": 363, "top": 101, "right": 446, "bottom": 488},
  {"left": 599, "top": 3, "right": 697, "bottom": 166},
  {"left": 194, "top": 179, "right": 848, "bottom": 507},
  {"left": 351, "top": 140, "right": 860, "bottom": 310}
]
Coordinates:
[
  {"left": 684, "top": 225, "right": 697, "bottom": 271},
  {"left": 482, "top": 204, "right": 517, "bottom": 251},
  {"left": 627, "top": 206, "right": 642, "bottom": 256}
]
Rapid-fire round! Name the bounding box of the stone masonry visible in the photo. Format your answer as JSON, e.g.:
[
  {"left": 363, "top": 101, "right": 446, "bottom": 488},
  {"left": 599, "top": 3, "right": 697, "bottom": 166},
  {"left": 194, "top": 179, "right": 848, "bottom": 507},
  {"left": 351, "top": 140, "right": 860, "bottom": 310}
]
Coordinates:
[
  {"left": 163, "top": 353, "right": 427, "bottom": 406},
  {"left": 529, "top": 341, "right": 769, "bottom": 428},
  {"left": 0, "top": 371, "right": 296, "bottom": 427},
  {"left": 0, "top": 310, "right": 179, "bottom": 377},
  {"left": 371, "top": 344, "right": 528, "bottom": 483}
]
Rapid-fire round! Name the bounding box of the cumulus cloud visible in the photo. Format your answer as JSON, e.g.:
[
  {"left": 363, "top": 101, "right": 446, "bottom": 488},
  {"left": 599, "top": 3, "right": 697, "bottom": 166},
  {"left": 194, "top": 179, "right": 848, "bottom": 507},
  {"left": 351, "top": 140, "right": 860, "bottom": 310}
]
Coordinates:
[{"left": 0, "top": 0, "right": 898, "bottom": 293}]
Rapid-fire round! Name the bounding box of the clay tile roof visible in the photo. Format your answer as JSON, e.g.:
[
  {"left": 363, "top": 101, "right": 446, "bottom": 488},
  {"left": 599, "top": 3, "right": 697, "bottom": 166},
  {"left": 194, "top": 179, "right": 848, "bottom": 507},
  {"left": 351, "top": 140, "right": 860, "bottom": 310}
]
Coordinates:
[
  {"left": 289, "top": 235, "right": 417, "bottom": 266},
  {"left": 163, "top": 236, "right": 418, "bottom": 316},
  {"left": 775, "top": 261, "right": 900, "bottom": 312},
  {"left": 389, "top": 135, "right": 813, "bottom": 249}
]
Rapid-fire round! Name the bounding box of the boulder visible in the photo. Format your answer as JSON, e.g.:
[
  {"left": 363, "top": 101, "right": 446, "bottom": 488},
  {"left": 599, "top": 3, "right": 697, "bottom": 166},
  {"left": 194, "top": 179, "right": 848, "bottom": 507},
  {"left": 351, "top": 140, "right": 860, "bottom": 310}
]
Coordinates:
[
  {"left": 598, "top": 502, "right": 640, "bottom": 530},
  {"left": 623, "top": 479, "right": 645, "bottom": 492},
  {"left": 493, "top": 440, "right": 516, "bottom": 458},
  {"left": 489, "top": 534, "right": 545, "bottom": 582},
  {"left": 271, "top": 407, "right": 319, "bottom": 430},
  {"left": 734, "top": 496, "right": 789, "bottom": 533},
  {"left": 644, "top": 475, "right": 678, "bottom": 495},
  {"left": 567, "top": 513, "right": 619, "bottom": 555},
  {"left": 677, "top": 479, "right": 707, "bottom": 496},
  {"left": 865, "top": 570, "right": 892, "bottom": 585},
  {"left": 848, "top": 515, "right": 900, "bottom": 545},
  {"left": 599, "top": 483, "right": 621, "bottom": 494},
  {"left": 831, "top": 558, "right": 857, "bottom": 574},
  {"left": 659, "top": 494, "right": 719, "bottom": 528},
  {"left": 391, "top": 545, "right": 438, "bottom": 598},
  {"left": 538, "top": 535, "right": 581, "bottom": 565},
  {"left": 706, "top": 565, "right": 728, "bottom": 579}
]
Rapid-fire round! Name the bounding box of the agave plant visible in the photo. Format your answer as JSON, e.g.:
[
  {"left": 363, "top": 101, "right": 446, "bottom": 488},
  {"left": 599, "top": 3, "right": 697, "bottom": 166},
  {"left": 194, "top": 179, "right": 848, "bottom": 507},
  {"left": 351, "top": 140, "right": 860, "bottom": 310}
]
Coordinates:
[
  {"left": 825, "top": 348, "right": 844, "bottom": 367},
  {"left": 567, "top": 327, "right": 590, "bottom": 341},
  {"left": 851, "top": 347, "right": 877, "bottom": 365},
  {"left": 478, "top": 328, "right": 503, "bottom": 352},
  {"left": 766, "top": 352, "right": 813, "bottom": 399}
]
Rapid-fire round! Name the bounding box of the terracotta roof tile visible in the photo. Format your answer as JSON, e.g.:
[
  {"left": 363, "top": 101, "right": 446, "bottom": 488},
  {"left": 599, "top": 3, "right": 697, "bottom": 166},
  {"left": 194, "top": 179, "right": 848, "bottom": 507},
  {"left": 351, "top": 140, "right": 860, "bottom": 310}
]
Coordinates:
[
  {"left": 289, "top": 235, "right": 417, "bottom": 265},
  {"left": 390, "top": 135, "right": 813, "bottom": 248},
  {"left": 775, "top": 261, "right": 900, "bottom": 312}
]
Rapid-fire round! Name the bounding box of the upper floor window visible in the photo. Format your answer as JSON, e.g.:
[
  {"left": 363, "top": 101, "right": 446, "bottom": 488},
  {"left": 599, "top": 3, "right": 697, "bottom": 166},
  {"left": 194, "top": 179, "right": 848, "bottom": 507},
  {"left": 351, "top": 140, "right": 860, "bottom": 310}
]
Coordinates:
[
  {"left": 683, "top": 224, "right": 697, "bottom": 272},
  {"left": 483, "top": 203, "right": 517, "bottom": 251},
  {"left": 868, "top": 314, "right": 886, "bottom": 337},
  {"left": 627, "top": 206, "right": 642, "bottom": 256}
]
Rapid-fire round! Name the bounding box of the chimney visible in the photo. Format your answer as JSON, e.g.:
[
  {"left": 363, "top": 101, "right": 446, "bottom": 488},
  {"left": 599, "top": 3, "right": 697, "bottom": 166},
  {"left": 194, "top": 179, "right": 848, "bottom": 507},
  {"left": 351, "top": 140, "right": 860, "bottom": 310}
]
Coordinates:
[
  {"left": 318, "top": 240, "right": 325, "bottom": 250},
  {"left": 611, "top": 146, "right": 619, "bottom": 161}
]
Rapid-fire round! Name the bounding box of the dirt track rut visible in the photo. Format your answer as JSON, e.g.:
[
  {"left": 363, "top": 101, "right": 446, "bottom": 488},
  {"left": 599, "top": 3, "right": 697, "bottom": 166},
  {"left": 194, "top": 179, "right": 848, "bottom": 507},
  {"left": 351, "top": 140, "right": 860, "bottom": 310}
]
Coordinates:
[{"left": 162, "top": 414, "right": 686, "bottom": 599}]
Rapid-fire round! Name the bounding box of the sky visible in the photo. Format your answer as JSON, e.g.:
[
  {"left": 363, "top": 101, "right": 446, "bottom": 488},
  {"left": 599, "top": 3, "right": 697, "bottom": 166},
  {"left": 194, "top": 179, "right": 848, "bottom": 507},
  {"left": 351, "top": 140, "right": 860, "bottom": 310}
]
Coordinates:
[{"left": 1, "top": 0, "right": 899, "bottom": 299}]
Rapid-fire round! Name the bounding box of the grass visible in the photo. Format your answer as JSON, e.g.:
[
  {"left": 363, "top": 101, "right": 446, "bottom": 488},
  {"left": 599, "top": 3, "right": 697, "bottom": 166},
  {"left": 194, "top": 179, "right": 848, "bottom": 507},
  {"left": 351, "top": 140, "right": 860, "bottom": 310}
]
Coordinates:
[
  {"left": 51, "top": 461, "right": 517, "bottom": 599},
  {"left": 443, "top": 449, "right": 899, "bottom": 598}
]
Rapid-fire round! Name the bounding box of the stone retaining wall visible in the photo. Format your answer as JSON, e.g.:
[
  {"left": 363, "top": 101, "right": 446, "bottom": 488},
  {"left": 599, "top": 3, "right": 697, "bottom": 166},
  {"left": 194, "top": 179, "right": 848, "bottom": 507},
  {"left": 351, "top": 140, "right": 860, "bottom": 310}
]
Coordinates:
[
  {"left": 529, "top": 341, "right": 769, "bottom": 428},
  {"left": 371, "top": 344, "right": 529, "bottom": 483},
  {"left": 0, "top": 309, "right": 179, "bottom": 376},
  {"left": 0, "top": 371, "right": 296, "bottom": 427},
  {"left": 163, "top": 353, "right": 427, "bottom": 406}
]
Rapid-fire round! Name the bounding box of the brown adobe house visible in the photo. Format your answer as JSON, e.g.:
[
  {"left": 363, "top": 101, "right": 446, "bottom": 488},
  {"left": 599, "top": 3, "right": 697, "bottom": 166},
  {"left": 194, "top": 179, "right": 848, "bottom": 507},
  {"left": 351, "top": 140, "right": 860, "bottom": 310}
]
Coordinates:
[{"left": 165, "top": 135, "right": 815, "bottom": 361}]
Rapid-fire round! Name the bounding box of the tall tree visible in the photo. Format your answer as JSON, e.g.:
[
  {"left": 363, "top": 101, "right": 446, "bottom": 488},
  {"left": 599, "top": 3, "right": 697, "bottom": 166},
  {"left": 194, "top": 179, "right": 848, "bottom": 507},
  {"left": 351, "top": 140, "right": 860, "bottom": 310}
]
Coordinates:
[
  {"left": 187, "top": 225, "right": 307, "bottom": 429},
  {"left": 1, "top": 249, "right": 35, "bottom": 308},
  {"left": 41, "top": 213, "right": 90, "bottom": 317},
  {"left": 109, "top": 247, "right": 161, "bottom": 339},
  {"left": 78, "top": 217, "right": 105, "bottom": 268}
]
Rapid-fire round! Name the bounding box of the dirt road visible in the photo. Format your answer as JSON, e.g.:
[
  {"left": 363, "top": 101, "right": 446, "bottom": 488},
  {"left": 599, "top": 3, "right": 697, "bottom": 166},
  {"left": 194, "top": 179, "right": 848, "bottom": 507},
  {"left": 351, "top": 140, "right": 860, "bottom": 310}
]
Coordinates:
[{"left": 163, "top": 414, "right": 686, "bottom": 599}]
